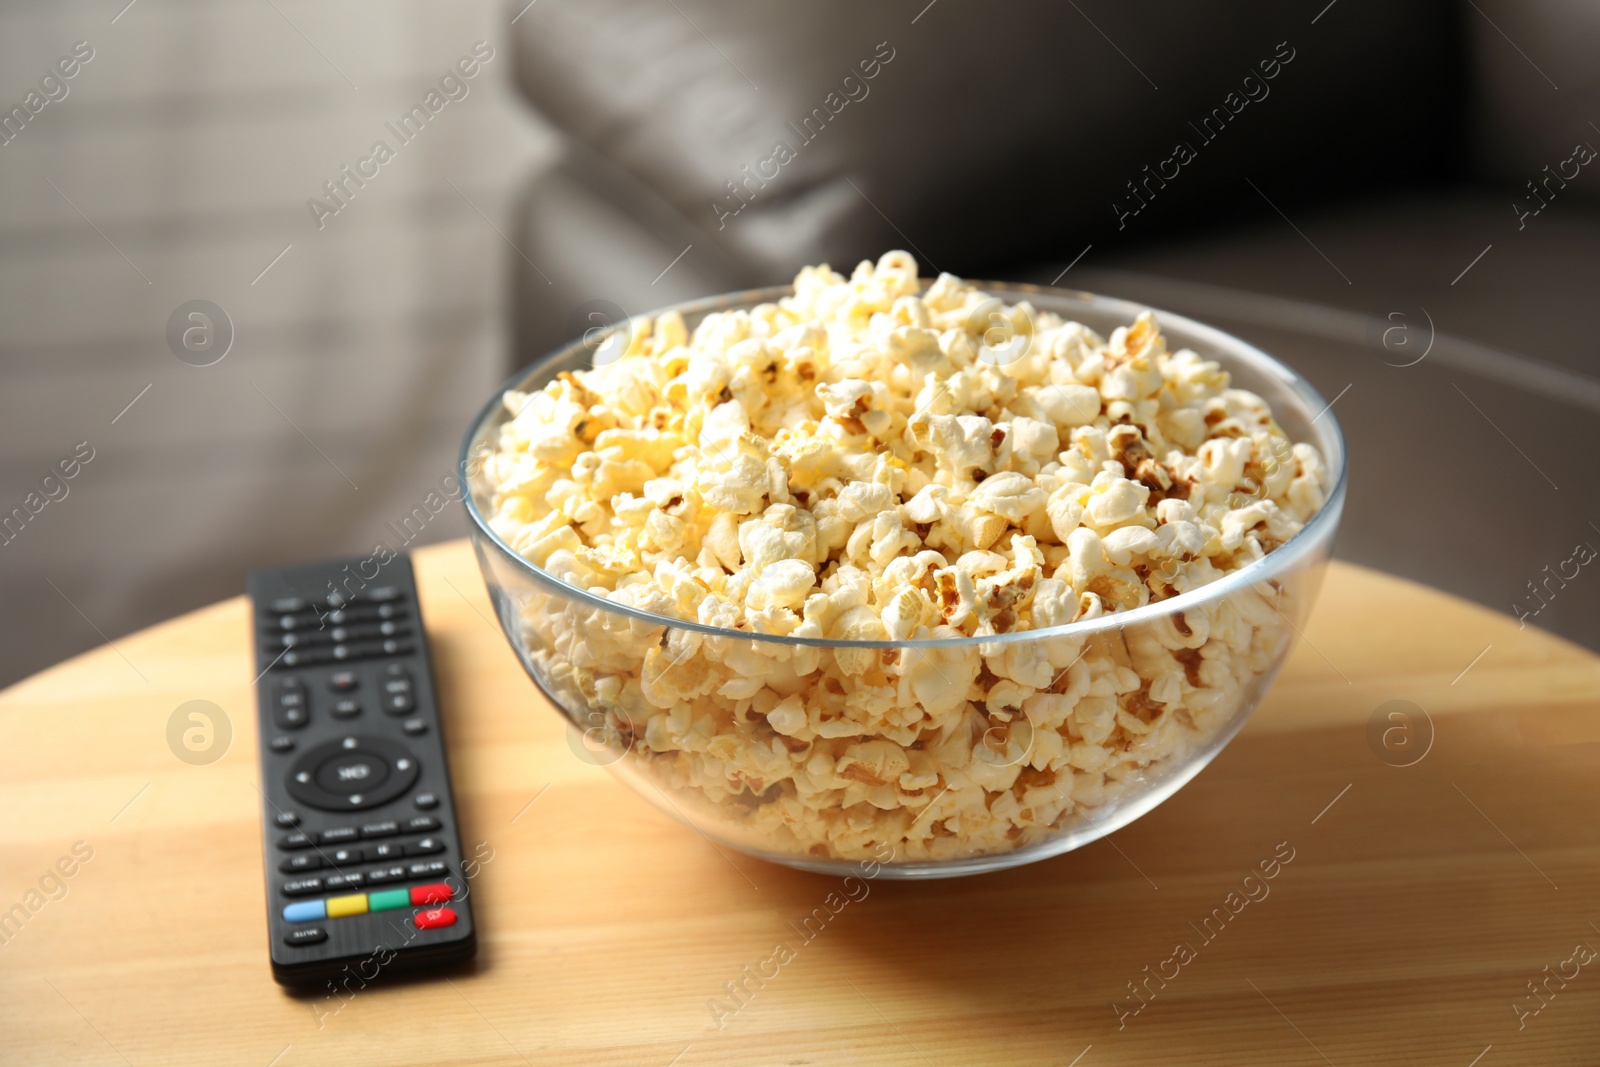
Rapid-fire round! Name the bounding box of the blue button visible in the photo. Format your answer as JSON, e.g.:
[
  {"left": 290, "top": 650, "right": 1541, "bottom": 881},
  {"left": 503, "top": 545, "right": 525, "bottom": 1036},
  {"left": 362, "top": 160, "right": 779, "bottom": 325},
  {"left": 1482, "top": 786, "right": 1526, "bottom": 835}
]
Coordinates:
[{"left": 283, "top": 899, "right": 326, "bottom": 923}]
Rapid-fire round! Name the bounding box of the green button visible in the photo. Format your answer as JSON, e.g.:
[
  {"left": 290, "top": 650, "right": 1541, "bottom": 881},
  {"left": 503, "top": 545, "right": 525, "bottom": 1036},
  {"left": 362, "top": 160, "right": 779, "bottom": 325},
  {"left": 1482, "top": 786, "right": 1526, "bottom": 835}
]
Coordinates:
[{"left": 368, "top": 889, "right": 409, "bottom": 912}]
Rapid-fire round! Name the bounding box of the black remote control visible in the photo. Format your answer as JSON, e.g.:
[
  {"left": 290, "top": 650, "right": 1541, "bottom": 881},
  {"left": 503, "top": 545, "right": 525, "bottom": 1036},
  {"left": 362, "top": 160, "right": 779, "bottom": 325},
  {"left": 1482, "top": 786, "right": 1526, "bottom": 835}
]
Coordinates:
[{"left": 248, "top": 554, "right": 475, "bottom": 987}]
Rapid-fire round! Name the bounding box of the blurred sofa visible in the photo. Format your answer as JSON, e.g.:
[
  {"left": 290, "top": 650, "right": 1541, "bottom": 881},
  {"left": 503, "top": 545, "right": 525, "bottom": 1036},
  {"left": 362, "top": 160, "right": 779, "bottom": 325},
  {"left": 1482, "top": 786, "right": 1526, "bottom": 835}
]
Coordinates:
[{"left": 502, "top": 0, "right": 1600, "bottom": 651}]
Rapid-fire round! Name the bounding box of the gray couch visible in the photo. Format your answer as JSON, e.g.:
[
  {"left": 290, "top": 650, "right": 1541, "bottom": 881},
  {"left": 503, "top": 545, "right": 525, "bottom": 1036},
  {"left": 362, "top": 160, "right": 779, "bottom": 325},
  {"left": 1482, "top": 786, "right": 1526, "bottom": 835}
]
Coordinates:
[{"left": 503, "top": 0, "right": 1600, "bottom": 651}]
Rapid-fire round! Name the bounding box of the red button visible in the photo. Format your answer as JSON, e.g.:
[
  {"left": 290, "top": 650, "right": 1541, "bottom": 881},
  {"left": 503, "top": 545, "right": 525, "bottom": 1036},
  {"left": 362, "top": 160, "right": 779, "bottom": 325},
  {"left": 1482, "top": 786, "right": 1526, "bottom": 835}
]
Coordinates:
[
  {"left": 410, "top": 883, "right": 453, "bottom": 906},
  {"left": 413, "top": 906, "right": 456, "bottom": 929}
]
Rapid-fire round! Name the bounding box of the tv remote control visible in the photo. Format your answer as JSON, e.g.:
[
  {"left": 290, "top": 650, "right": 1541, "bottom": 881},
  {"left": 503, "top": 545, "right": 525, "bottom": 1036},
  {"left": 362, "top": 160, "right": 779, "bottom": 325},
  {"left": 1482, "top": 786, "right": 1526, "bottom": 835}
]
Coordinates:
[{"left": 248, "top": 554, "right": 476, "bottom": 987}]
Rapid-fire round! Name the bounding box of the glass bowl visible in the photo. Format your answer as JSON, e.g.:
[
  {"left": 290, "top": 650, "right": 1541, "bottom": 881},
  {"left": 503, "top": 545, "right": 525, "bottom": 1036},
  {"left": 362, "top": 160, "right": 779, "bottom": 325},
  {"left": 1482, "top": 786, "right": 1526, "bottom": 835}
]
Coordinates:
[{"left": 459, "top": 282, "right": 1347, "bottom": 878}]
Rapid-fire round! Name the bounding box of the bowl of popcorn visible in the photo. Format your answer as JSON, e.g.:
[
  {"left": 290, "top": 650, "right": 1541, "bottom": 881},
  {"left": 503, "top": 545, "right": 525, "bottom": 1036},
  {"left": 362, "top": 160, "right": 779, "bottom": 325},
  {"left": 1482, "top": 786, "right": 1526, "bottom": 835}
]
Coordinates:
[{"left": 461, "top": 251, "right": 1345, "bottom": 878}]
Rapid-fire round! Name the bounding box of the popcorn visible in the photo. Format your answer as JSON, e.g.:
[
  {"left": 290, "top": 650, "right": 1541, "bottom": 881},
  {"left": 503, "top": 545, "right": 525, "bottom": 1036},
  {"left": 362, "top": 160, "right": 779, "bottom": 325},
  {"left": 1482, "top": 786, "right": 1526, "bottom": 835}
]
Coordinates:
[{"left": 481, "top": 253, "right": 1329, "bottom": 865}]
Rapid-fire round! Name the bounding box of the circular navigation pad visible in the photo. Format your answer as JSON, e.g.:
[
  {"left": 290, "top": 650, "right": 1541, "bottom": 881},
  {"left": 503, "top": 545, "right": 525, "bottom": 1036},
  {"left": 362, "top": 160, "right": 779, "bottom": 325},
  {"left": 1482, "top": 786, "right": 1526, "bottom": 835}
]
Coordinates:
[{"left": 286, "top": 735, "right": 419, "bottom": 811}]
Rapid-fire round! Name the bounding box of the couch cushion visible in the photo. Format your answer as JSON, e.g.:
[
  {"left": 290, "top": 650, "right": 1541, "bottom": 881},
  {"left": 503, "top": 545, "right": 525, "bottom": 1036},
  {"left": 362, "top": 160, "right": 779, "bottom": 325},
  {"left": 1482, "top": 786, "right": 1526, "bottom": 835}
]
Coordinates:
[
  {"left": 1076, "top": 191, "right": 1600, "bottom": 379},
  {"left": 509, "top": 0, "right": 1464, "bottom": 278},
  {"left": 1464, "top": 0, "right": 1600, "bottom": 204}
]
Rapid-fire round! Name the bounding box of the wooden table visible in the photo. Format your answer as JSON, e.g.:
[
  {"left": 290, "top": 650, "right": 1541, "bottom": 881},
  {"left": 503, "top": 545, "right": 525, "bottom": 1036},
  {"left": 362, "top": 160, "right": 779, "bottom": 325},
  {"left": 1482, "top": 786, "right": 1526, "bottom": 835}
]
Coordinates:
[{"left": 3, "top": 541, "right": 1597, "bottom": 1066}]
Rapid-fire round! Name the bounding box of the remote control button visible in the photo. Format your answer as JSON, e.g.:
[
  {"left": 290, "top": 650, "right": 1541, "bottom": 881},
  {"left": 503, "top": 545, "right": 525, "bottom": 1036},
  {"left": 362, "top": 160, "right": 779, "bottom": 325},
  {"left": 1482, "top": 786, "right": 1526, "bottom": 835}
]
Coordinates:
[
  {"left": 270, "top": 736, "right": 297, "bottom": 753},
  {"left": 274, "top": 811, "right": 301, "bottom": 828},
  {"left": 360, "top": 820, "right": 399, "bottom": 839},
  {"left": 331, "top": 698, "right": 362, "bottom": 719},
  {"left": 327, "top": 893, "right": 368, "bottom": 918},
  {"left": 383, "top": 693, "right": 416, "bottom": 715},
  {"left": 317, "top": 826, "right": 359, "bottom": 845},
  {"left": 327, "top": 847, "right": 363, "bottom": 865},
  {"left": 382, "top": 639, "right": 414, "bottom": 657},
  {"left": 316, "top": 752, "right": 390, "bottom": 795},
  {"left": 384, "top": 662, "right": 410, "bottom": 676},
  {"left": 402, "top": 718, "right": 428, "bottom": 736},
  {"left": 413, "top": 907, "right": 457, "bottom": 930},
  {"left": 282, "top": 877, "right": 323, "bottom": 896},
  {"left": 272, "top": 680, "right": 310, "bottom": 730},
  {"left": 383, "top": 674, "right": 413, "bottom": 694},
  {"left": 284, "top": 926, "right": 327, "bottom": 946},
  {"left": 281, "top": 649, "right": 333, "bottom": 669},
  {"left": 407, "top": 861, "right": 449, "bottom": 879},
  {"left": 410, "top": 883, "right": 454, "bottom": 906},
  {"left": 365, "top": 865, "right": 408, "bottom": 885},
  {"left": 273, "top": 706, "right": 309, "bottom": 730},
  {"left": 282, "top": 900, "right": 326, "bottom": 923},
  {"left": 268, "top": 597, "right": 308, "bottom": 614},
  {"left": 368, "top": 888, "right": 409, "bottom": 912},
  {"left": 366, "top": 586, "right": 402, "bottom": 602},
  {"left": 280, "top": 854, "right": 322, "bottom": 873},
  {"left": 288, "top": 632, "right": 332, "bottom": 649},
  {"left": 324, "top": 873, "right": 365, "bottom": 892},
  {"left": 376, "top": 603, "right": 404, "bottom": 620},
  {"left": 324, "top": 622, "right": 410, "bottom": 644},
  {"left": 405, "top": 816, "right": 440, "bottom": 833},
  {"left": 328, "top": 671, "right": 359, "bottom": 693},
  {"left": 368, "top": 842, "right": 405, "bottom": 860},
  {"left": 279, "top": 832, "right": 313, "bottom": 850},
  {"left": 413, "top": 792, "right": 439, "bottom": 810},
  {"left": 407, "top": 837, "right": 444, "bottom": 856}
]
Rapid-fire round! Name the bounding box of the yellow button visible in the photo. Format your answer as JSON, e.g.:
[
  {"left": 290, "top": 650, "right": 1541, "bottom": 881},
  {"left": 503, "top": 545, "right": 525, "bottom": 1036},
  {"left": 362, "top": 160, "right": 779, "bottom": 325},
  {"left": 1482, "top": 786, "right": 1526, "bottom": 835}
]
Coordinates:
[{"left": 326, "top": 893, "right": 369, "bottom": 918}]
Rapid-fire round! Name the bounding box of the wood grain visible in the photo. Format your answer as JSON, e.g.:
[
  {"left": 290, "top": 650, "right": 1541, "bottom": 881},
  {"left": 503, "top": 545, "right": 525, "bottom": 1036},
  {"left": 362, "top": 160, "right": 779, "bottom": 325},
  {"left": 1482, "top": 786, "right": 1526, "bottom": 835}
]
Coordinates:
[{"left": 2, "top": 541, "right": 1597, "bottom": 1066}]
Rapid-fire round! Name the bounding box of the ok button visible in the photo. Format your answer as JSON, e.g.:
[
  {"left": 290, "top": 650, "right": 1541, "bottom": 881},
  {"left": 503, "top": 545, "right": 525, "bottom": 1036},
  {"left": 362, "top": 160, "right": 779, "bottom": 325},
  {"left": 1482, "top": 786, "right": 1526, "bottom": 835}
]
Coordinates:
[{"left": 316, "top": 753, "right": 389, "bottom": 795}]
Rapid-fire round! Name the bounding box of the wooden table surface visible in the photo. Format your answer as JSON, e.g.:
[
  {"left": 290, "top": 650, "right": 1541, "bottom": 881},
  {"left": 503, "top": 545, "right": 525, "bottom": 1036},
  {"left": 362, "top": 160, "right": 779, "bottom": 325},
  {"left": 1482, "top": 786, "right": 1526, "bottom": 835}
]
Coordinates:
[{"left": 2, "top": 541, "right": 1597, "bottom": 1066}]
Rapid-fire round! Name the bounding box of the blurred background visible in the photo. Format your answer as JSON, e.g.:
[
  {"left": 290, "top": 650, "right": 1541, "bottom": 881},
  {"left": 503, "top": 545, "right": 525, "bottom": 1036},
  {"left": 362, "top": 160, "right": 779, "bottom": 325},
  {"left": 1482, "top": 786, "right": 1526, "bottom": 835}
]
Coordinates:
[{"left": 2, "top": 0, "right": 1598, "bottom": 687}]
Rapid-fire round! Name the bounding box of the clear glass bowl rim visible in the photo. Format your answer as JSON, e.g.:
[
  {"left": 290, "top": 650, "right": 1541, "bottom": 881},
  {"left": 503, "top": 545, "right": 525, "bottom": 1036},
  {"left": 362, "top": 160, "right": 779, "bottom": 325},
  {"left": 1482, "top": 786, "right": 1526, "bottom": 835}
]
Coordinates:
[{"left": 459, "top": 279, "right": 1347, "bottom": 651}]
